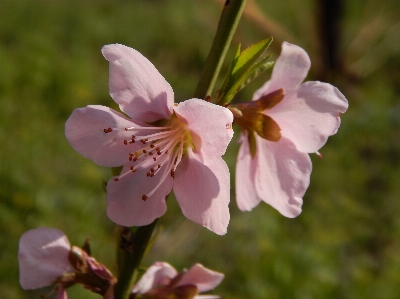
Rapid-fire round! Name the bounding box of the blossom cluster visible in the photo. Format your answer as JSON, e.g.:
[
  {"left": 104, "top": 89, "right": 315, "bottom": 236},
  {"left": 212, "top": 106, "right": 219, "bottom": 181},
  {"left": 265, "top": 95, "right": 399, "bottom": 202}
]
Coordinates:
[
  {"left": 65, "top": 42, "right": 347, "bottom": 233},
  {"left": 19, "top": 227, "right": 224, "bottom": 299},
  {"left": 19, "top": 41, "right": 348, "bottom": 298}
]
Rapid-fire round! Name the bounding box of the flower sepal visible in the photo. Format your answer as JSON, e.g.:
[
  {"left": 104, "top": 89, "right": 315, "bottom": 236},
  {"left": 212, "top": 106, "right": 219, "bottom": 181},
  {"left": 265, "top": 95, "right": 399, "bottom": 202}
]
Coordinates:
[
  {"left": 230, "top": 88, "right": 284, "bottom": 146},
  {"left": 67, "top": 245, "right": 117, "bottom": 297}
]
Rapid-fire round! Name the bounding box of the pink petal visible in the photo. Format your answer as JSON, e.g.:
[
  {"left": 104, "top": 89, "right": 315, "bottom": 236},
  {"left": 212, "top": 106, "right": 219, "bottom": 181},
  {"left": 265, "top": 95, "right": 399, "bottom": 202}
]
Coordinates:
[
  {"left": 253, "top": 42, "right": 310, "bottom": 100},
  {"left": 106, "top": 164, "right": 173, "bottom": 226},
  {"left": 268, "top": 81, "right": 348, "bottom": 153},
  {"left": 254, "top": 137, "right": 312, "bottom": 217},
  {"left": 102, "top": 44, "right": 174, "bottom": 122},
  {"left": 133, "top": 262, "right": 177, "bottom": 294},
  {"left": 18, "top": 227, "right": 73, "bottom": 290},
  {"left": 65, "top": 105, "right": 149, "bottom": 167},
  {"left": 173, "top": 150, "right": 230, "bottom": 235},
  {"left": 174, "top": 99, "right": 234, "bottom": 166},
  {"left": 235, "top": 134, "right": 262, "bottom": 211},
  {"left": 177, "top": 264, "right": 224, "bottom": 293}
]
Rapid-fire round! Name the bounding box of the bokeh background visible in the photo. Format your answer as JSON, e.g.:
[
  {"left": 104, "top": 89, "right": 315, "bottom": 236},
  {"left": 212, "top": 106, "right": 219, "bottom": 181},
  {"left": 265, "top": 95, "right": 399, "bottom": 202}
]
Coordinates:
[{"left": 1, "top": 0, "right": 400, "bottom": 298}]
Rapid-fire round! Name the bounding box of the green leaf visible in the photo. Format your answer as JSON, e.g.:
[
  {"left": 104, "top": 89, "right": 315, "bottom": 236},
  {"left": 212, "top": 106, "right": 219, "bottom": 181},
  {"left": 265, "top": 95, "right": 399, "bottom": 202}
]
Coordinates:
[
  {"left": 236, "top": 58, "right": 274, "bottom": 94},
  {"left": 231, "top": 37, "right": 272, "bottom": 82},
  {"left": 218, "top": 43, "right": 241, "bottom": 100},
  {"left": 217, "top": 37, "right": 273, "bottom": 105}
]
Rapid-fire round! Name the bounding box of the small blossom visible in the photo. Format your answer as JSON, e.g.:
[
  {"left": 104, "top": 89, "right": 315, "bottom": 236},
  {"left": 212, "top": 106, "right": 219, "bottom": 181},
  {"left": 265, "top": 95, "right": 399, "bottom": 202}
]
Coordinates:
[
  {"left": 234, "top": 42, "right": 348, "bottom": 217},
  {"left": 65, "top": 44, "right": 233, "bottom": 235},
  {"left": 132, "top": 262, "right": 224, "bottom": 299},
  {"left": 18, "top": 227, "right": 116, "bottom": 299}
]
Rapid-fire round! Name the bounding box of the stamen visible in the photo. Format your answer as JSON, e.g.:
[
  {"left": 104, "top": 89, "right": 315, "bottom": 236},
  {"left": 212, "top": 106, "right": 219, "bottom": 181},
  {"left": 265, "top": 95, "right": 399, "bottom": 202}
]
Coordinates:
[
  {"left": 121, "top": 116, "right": 193, "bottom": 202},
  {"left": 103, "top": 127, "right": 113, "bottom": 133}
]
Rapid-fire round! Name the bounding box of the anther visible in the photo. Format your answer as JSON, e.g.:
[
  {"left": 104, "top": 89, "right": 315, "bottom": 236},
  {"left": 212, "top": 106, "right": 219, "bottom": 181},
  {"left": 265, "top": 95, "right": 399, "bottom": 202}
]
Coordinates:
[
  {"left": 150, "top": 168, "right": 155, "bottom": 173},
  {"left": 114, "top": 178, "right": 119, "bottom": 181},
  {"left": 170, "top": 170, "right": 175, "bottom": 178},
  {"left": 124, "top": 140, "right": 128, "bottom": 145},
  {"left": 150, "top": 144, "right": 155, "bottom": 148},
  {"left": 143, "top": 150, "right": 147, "bottom": 154},
  {"left": 147, "top": 172, "right": 151, "bottom": 177},
  {"left": 142, "top": 195, "right": 148, "bottom": 201},
  {"left": 153, "top": 157, "right": 157, "bottom": 161}
]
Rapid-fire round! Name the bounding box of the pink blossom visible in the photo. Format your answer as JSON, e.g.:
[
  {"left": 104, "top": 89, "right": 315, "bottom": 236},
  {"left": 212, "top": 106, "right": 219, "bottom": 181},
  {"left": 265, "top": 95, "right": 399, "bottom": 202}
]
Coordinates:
[
  {"left": 19, "top": 227, "right": 116, "bottom": 298},
  {"left": 18, "top": 227, "right": 73, "bottom": 290},
  {"left": 65, "top": 44, "right": 233, "bottom": 235},
  {"left": 132, "top": 262, "right": 224, "bottom": 299},
  {"left": 235, "top": 42, "right": 348, "bottom": 217}
]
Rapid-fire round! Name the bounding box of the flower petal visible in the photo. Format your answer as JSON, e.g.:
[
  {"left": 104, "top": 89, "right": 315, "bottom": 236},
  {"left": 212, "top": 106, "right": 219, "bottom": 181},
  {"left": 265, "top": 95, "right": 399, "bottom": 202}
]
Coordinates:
[
  {"left": 65, "top": 105, "right": 149, "bottom": 167},
  {"left": 133, "top": 262, "right": 177, "bottom": 294},
  {"left": 102, "top": 44, "right": 174, "bottom": 122},
  {"left": 235, "top": 134, "right": 262, "bottom": 211},
  {"left": 253, "top": 42, "right": 310, "bottom": 100},
  {"left": 268, "top": 81, "right": 348, "bottom": 153},
  {"left": 254, "top": 137, "right": 312, "bottom": 217},
  {"left": 177, "top": 264, "right": 224, "bottom": 293},
  {"left": 173, "top": 150, "right": 230, "bottom": 235},
  {"left": 106, "top": 164, "right": 173, "bottom": 226},
  {"left": 18, "top": 227, "right": 73, "bottom": 290},
  {"left": 174, "top": 99, "right": 234, "bottom": 166}
]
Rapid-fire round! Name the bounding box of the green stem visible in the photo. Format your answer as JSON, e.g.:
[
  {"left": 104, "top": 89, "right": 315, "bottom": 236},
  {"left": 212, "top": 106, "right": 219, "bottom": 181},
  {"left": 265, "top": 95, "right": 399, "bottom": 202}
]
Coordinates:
[
  {"left": 114, "top": 220, "right": 158, "bottom": 299},
  {"left": 193, "top": 0, "right": 247, "bottom": 101}
]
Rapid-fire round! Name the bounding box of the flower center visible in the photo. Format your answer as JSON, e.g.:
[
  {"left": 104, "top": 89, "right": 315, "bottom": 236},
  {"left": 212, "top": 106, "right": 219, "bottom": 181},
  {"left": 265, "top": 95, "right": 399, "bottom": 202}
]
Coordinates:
[{"left": 105, "top": 115, "right": 192, "bottom": 201}]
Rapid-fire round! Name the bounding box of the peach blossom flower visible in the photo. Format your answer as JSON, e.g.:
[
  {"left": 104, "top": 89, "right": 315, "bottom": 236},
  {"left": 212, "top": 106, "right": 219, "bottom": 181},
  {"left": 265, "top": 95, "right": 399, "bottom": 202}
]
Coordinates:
[
  {"left": 235, "top": 42, "right": 348, "bottom": 217},
  {"left": 66, "top": 44, "right": 233, "bottom": 235},
  {"left": 132, "top": 262, "right": 224, "bottom": 299}
]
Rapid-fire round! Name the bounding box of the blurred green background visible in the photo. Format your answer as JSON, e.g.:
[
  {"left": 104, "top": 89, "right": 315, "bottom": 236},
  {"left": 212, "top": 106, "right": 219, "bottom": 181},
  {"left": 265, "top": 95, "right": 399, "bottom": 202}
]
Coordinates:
[{"left": 1, "top": 0, "right": 400, "bottom": 298}]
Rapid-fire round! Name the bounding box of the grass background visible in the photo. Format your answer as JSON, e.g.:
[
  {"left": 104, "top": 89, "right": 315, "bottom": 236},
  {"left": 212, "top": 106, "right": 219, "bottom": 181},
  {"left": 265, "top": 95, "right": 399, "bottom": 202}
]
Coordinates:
[{"left": 1, "top": 0, "right": 400, "bottom": 298}]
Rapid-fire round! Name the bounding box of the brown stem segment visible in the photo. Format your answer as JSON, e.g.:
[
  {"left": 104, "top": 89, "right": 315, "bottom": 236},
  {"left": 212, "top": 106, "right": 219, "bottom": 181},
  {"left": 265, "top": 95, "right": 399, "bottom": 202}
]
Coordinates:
[{"left": 113, "top": 220, "right": 158, "bottom": 299}]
